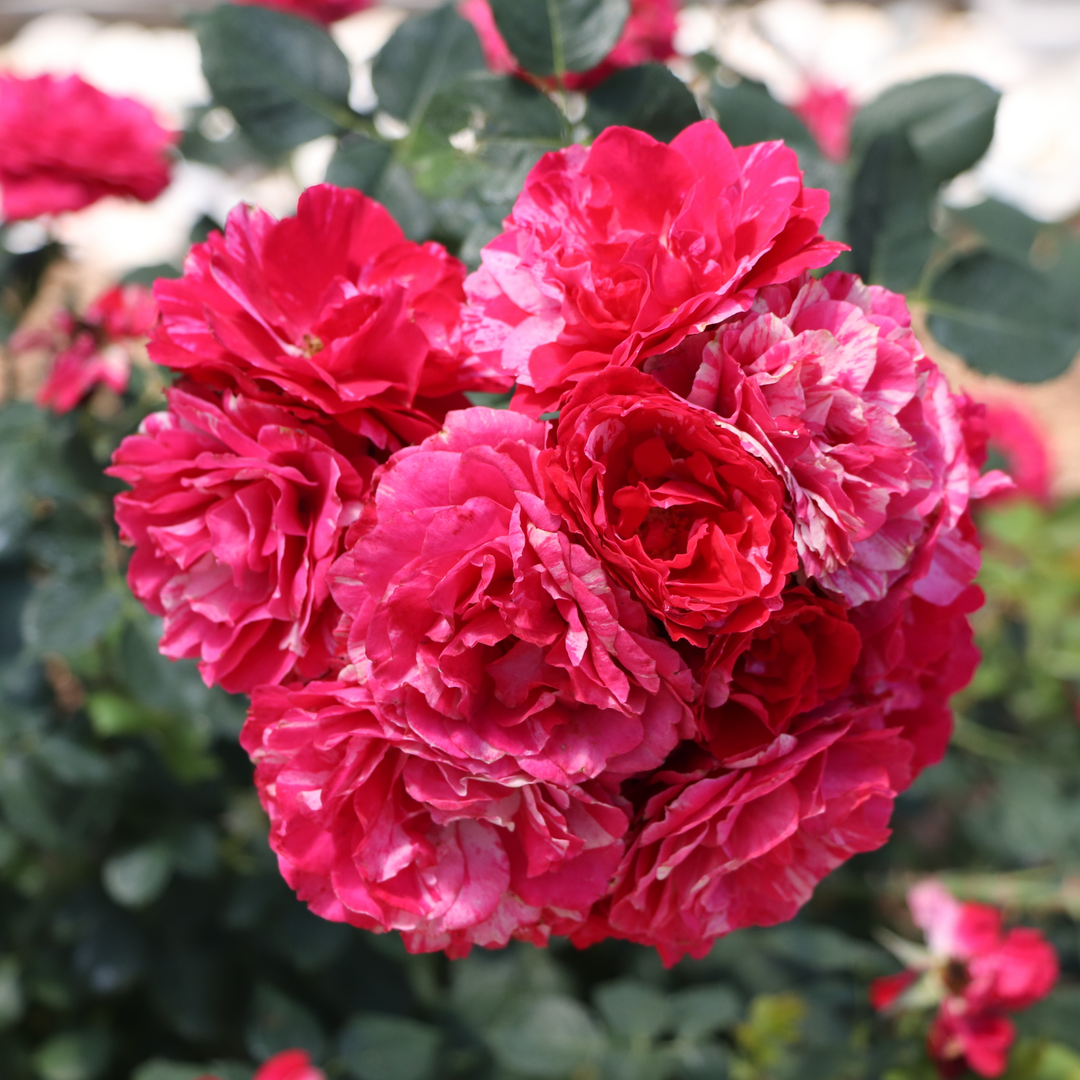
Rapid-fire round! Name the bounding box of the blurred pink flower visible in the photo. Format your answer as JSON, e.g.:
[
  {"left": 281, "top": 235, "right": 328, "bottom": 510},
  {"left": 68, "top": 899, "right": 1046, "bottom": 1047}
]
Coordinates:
[
  {"left": 793, "top": 83, "right": 855, "bottom": 162},
  {"left": 871, "top": 880, "right": 1058, "bottom": 1078},
  {"left": 232, "top": 0, "right": 372, "bottom": 24},
  {"left": 15, "top": 283, "right": 157, "bottom": 414},
  {"left": 0, "top": 73, "right": 175, "bottom": 221},
  {"left": 980, "top": 400, "right": 1053, "bottom": 505},
  {"left": 198, "top": 1049, "right": 325, "bottom": 1080}
]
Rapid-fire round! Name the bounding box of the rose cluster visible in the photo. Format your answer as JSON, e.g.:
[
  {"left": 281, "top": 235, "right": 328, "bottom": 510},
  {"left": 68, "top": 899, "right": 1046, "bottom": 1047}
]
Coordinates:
[{"left": 111, "top": 121, "right": 1007, "bottom": 963}]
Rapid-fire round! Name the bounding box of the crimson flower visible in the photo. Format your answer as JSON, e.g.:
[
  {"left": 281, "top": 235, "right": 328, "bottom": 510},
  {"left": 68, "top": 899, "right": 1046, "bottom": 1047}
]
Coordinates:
[
  {"left": 198, "top": 1049, "right": 325, "bottom": 1080},
  {"left": 0, "top": 73, "right": 175, "bottom": 221},
  {"left": 871, "top": 881, "right": 1059, "bottom": 1078},
  {"left": 793, "top": 83, "right": 855, "bottom": 163},
  {"left": 150, "top": 184, "right": 508, "bottom": 448},
  {"left": 463, "top": 121, "right": 844, "bottom": 414}
]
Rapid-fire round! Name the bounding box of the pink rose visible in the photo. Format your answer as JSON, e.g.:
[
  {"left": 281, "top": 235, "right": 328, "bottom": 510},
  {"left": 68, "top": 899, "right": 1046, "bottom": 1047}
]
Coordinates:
[
  {"left": 980, "top": 399, "right": 1053, "bottom": 505},
  {"left": 19, "top": 283, "right": 157, "bottom": 414},
  {"left": 150, "top": 184, "right": 508, "bottom": 448},
  {"left": 459, "top": 0, "right": 677, "bottom": 91},
  {"left": 872, "top": 881, "right": 1059, "bottom": 1078},
  {"left": 542, "top": 367, "right": 797, "bottom": 644},
  {"left": 0, "top": 74, "right": 175, "bottom": 221},
  {"left": 462, "top": 122, "right": 845, "bottom": 414},
  {"left": 793, "top": 83, "right": 854, "bottom": 162},
  {"left": 647, "top": 272, "right": 1009, "bottom": 606},
  {"left": 109, "top": 384, "right": 372, "bottom": 693},
  {"left": 331, "top": 406, "right": 695, "bottom": 788},
  {"left": 581, "top": 702, "right": 911, "bottom": 965},
  {"left": 199, "top": 1049, "right": 325, "bottom": 1080},
  {"left": 232, "top": 0, "right": 371, "bottom": 24},
  {"left": 242, "top": 679, "right": 631, "bottom": 956}
]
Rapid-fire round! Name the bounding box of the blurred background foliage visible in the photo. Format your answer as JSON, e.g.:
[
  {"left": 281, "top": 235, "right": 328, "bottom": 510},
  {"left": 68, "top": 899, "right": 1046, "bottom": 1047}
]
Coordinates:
[{"left": 2, "top": 2, "right": 1080, "bottom": 1078}]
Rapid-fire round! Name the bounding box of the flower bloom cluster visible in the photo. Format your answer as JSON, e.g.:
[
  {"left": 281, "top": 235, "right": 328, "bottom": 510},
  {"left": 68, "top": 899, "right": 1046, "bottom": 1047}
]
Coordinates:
[
  {"left": 459, "top": 0, "right": 676, "bottom": 91},
  {"left": 113, "top": 121, "right": 1006, "bottom": 962},
  {"left": 0, "top": 73, "right": 175, "bottom": 221},
  {"left": 15, "top": 284, "right": 158, "bottom": 414},
  {"left": 871, "top": 881, "right": 1058, "bottom": 1077}
]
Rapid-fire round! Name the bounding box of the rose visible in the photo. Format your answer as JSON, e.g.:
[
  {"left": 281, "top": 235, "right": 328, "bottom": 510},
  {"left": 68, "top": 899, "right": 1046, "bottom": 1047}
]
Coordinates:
[
  {"left": 19, "top": 283, "right": 157, "bottom": 414},
  {"left": 109, "top": 384, "right": 372, "bottom": 693},
  {"left": 243, "top": 679, "right": 631, "bottom": 956},
  {"left": 462, "top": 121, "right": 844, "bottom": 414},
  {"left": 542, "top": 367, "right": 797, "bottom": 644},
  {"left": 697, "top": 585, "right": 862, "bottom": 760},
  {"left": 150, "top": 184, "right": 508, "bottom": 448},
  {"left": 233, "top": 0, "right": 372, "bottom": 24},
  {"left": 0, "top": 73, "right": 175, "bottom": 220},
  {"left": 330, "top": 405, "right": 695, "bottom": 787}
]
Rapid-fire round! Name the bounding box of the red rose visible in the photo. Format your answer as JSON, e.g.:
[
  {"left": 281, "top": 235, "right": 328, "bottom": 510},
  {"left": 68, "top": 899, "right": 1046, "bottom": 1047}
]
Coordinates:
[
  {"left": 109, "top": 384, "right": 372, "bottom": 693},
  {"left": 697, "top": 586, "right": 862, "bottom": 760},
  {"left": 543, "top": 367, "right": 797, "bottom": 644},
  {"left": 150, "top": 184, "right": 508, "bottom": 448},
  {"left": 0, "top": 74, "right": 175, "bottom": 221},
  {"left": 463, "top": 121, "right": 844, "bottom": 414}
]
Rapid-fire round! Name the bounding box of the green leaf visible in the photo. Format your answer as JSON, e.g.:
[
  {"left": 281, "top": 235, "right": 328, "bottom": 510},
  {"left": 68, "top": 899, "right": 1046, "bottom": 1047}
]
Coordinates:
[
  {"left": 338, "top": 1013, "right": 440, "bottom": 1080},
  {"left": 195, "top": 5, "right": 353, "bottom": 154},
  {"left": 328, "top": 135, "right": 394, "bottom": 195},
  {"left": 489, "top": 0, "right": 630, "bottom": 78},
  {"left": 927, "top": 251, "right": 1080, "bottom": 382},
  {"left": 593, "top": 979, "right": 670, "bottom": 1040},
  {"left": 32, "top": 1029, "right": 110, "bottom": 1080},
  {"left": 0, "top": 956, "right": 23, "bottom": 1028},
  {"left": 708, "top": 77, "right": 817, "bottom": 154},
  {"left": 246, "top": 984, "right": 326, "bottom": 1064},
  {"left": 423, "top": 72, "right": 564, "bottom": 143},
  {"left": 669, "top": 985, "right": 742, "bottom": 1040},
  {"left": 372, "top": 6, "right": 486, "bottom": 124},
  {"left": 845, "top": 130, "right": 935, "bottom": 292},
  {"left": 21, "top": 575, "right": 123, "bottom": 660},
  {"left": 852, "top": 74, "right": 1000, "bottom": 183},
  {"left": 953, "top": 198, "right": 1041, "bottom": 264},
  {"left": 585, "top": 64, "right": 701, "bottom": 143},
  {"left": 102, "top": 843, "right": 173, "bottom": 909},
  {"left": 131, "top": 1064, "right": 217, "bottom": 1080},
  {"left": 487, "top": 995, "right": 605, "bottom": 1078}
]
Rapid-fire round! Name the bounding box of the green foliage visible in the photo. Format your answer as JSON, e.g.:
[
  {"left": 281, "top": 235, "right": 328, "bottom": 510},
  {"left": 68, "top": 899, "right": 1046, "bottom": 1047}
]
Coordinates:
[
  {"left": 927, "top": 252, "right": 1080, "bottom": 381},
  {"left": 487, "top": 0, "right": 631, "bottom": 78},
  {"left": 585, "top": 64, "right": 701, "bottom": 143},
  {"left": 195, "top": 5, "right": 354, "bottom": 154}
]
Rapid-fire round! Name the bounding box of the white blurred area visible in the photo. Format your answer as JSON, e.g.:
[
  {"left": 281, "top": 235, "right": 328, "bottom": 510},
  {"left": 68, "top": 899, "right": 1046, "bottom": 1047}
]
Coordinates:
[
  {"left": 677, "top": 0, "right": 1080, "bottom": 223},
  {"left": 0, "top": 6, "right": 406, "bottom": 276},
  {"left": 2, "top": 0, "right": 1080, "bottom": 275}
]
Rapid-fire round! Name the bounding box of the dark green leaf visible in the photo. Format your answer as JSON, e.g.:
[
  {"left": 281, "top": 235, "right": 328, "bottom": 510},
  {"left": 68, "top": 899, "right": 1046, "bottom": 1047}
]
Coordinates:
[
  {"left": 372, "top": 6, "right": 486, "bottom": 124},
  {"left": 21, "top": 576, "right": 123, "bottom": 660},
  {"left": 246, "top": 984, "right": 326, "bottom": 1064},
  {"left": 585, "top": 64, "right": 701, "bottom": 142},
  {"left": 102, "top": 844, "right": 173, "bottom": 909},
  {"left": 708, "top": 77, "right": 816, "bottom": 154},
  {"left": 593, "top": 980, "right": 669, "bottom": 1039},
  {"left": 338, "top": 1013, "right": 440, "bottom": 1080},
  {"left": 845, "top": 130, "right": 935, "bottom": 292},
  {"left": 196, "top": 5, "right": 353, "bottom": 154},
  {"left": 487, "top": 995, "right": 605, "bottom": 1078},
  {"left": 927, "top": 250, "right": 1080, "bottom": 382},
  {"left": 32, "top": 1029, "right": 110, "bottom": 1080},
  {"left": 489, "top": 0, "right": 630, "bottom": 77},
  {"left": 852, "top": 74, "right": 1000, "bottom": 183},
  {"left": 670, "top": 985, "right": 742, "bottom": 1040},
  {"left": 423, "top": 72, "right": 563, "bottom": 143},
  {"left": 327, "top": 135, "right": 394, "bottom": 195}
]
